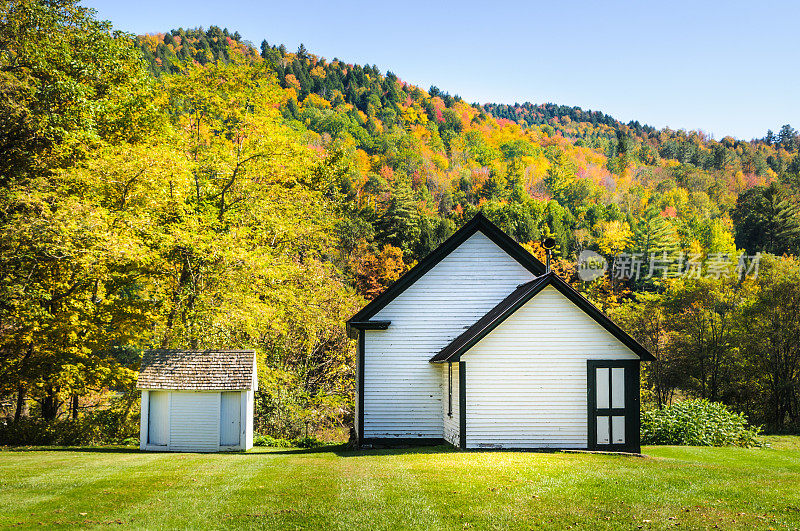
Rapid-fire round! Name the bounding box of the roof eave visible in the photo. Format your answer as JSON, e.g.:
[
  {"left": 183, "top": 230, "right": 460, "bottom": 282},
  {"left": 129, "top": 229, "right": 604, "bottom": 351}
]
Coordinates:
[
  {"left": 136, "top": 386, "right": 253, "bottom": 391},
  {"left": 346, "top": 320, "right": 391, "bottom": 339},
  {"left": 545, "top": 275, "right": 656, "bottom": 362},
  {"left": 430, "top": 272, "right": 656, "bottom": 363}
]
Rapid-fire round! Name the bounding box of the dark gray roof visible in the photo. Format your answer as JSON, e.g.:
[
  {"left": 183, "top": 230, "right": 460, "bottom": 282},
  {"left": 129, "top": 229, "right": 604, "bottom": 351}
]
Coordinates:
[
  {"left": 137, "top": 350, "right": 256, "bottom": 390},
  {"left": 430, "top": 272, "right": 655, "bottom": 363}
]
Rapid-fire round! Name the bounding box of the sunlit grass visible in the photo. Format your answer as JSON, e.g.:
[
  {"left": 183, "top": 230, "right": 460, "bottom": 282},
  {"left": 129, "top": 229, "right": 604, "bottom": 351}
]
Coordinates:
[{"left": 1, "top": 437, "right": 799, "bottom": 529}]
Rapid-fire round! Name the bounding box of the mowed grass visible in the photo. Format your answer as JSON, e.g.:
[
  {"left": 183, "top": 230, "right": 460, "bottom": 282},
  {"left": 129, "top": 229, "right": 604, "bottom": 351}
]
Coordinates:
[{"left": 2, "top": 437, "right": 800, "bottom": 530}]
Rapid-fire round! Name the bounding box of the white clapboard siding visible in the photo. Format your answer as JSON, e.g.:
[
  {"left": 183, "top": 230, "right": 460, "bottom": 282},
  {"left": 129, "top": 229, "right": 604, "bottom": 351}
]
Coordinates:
[
  {"left": 169, "top": 392, "right": 220, "bottom": 452},
  {"left": 442, "top": 363, "right": 460, "bottom": 447},
  {"left": 364, "top": 231, "right": 534, "bottom": 438},
  {"left": 462, "top": 286, "right": 638, "bottom": 449}
]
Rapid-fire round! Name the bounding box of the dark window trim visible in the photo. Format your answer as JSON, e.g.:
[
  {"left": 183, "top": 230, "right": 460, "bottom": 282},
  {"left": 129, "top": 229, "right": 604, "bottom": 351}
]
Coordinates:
[
  {"left": 447, "top": 362, "right": 453, "bottom": 417},
  {"left": 587, "top": 360, "right": 641, "bottom": 453}
]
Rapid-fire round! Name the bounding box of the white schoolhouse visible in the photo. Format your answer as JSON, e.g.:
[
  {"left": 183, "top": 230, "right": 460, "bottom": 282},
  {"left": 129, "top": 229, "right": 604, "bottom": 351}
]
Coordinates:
[{"left": 346, "top": 214, "right": 653, "bottom": 452}]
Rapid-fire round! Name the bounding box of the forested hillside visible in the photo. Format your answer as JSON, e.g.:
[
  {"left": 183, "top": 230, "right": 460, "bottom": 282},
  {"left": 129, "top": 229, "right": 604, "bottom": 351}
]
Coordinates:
[{"left": 2, "top": 5, "right": 800, "bottom": 446}]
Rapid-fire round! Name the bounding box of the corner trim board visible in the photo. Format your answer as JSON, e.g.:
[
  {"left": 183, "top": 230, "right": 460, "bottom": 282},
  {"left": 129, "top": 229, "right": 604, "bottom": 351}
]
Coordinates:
[
  {"left": 357, "top": 330, "right": 365, "bottom": 441},
  {"left": 459, "top": 362, "right": 466, "bottom": 450}
]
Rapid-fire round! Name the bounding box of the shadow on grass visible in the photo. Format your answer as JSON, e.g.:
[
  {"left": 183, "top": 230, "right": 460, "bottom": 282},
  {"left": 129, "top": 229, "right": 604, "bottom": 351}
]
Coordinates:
[
  {"left": 256, "top": 444, "right": 458, "bottom": 457},
  {"left": 1, "top": 445, "right": 141, "bottom": 453},
  {"left": 2, "top": 444, "right": 647, "bottom": 457},
  {"left": 0, "top": 443, "right": 456, "bottom": 457}
]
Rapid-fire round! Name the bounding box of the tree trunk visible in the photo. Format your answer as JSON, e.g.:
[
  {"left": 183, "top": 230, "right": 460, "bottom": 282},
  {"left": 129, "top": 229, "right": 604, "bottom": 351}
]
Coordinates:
[
  {"left": 14, "top": 346, "right": 32, "bottom": 421},
  {"left": 41, "top": 386, "right": 61, "bottom": 420},
  {"left": 14, "top": 384, "right": 26, "bottom": 421},
  {"left": 71, "top": 395, "right": 79, "bottom": 420},
  {"left": 161, "top": 255, "right": 192, "bottom": 348}
]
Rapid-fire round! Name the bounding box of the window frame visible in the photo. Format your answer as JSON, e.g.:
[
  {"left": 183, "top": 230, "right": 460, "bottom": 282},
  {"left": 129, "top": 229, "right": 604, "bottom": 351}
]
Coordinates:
[{"left": 447, "top": 362, "right": 453, "bottom": 417}]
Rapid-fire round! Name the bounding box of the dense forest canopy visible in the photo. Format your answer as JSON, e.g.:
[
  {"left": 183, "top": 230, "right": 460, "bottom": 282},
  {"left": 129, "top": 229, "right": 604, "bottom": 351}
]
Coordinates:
[{"left": 1, "top": 4, "right": 800, "bottom": 444}]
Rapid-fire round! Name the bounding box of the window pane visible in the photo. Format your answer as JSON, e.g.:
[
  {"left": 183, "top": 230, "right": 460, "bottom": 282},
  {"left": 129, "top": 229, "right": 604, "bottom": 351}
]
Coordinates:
[
  {"left": 596, "top": 416, "right": 610, "bottom": 444},
  {"left": 611, "top": 368, "right": 625, "bottom": 409},
  {"left": 596, "top": 368, "right": 609, "bottom": 408},
  {"left": 447, "top": 363, "right": 452, "bottom": 415},
  {"left": 612, "top": 416, "right": 626, "bottom": 444}
]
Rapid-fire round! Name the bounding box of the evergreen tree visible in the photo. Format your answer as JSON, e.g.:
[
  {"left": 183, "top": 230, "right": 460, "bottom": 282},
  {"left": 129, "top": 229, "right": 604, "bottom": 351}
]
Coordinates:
[
  {"left": 778, "top": 124, "right": 798, "bottom": 152},
  {"left": 297, "top": 43, "right": 308, "bottom": 60},
  {"left": 376, "top": 178, "right": 421, "bottom": 257},
  {"left": 732, "top": 183, "right": 800, "bottom": 255}
]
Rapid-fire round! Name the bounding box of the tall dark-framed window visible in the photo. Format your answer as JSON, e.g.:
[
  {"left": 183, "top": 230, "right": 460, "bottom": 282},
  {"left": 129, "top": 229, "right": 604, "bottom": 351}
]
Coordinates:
[{"left": 447, "top": 362, "right": 453, "bottom": 417}]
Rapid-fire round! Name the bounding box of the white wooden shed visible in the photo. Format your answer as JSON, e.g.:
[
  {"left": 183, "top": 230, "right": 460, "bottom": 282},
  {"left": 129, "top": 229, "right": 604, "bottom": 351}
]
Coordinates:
[
  {"left": 137, "top": 349, "right": 257, "bottom": 452},
  {"left": 346, "top": 214, "right": 654, "bottom": 452}
]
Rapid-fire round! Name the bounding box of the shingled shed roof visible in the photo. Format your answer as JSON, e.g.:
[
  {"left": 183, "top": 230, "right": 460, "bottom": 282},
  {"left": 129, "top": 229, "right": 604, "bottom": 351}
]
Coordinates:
[{"left": 137, "top": 350, "right": 256, "bottom": 390}]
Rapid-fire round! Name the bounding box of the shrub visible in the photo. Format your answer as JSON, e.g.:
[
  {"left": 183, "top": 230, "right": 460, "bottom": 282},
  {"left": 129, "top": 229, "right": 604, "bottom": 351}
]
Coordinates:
[
  {"left": 253, "top": 434, "right": 292, "bottom": 447},
  {"left": 641, "top": 399, "right": 763, "bottom": 447},
  {"left": 0, "top": 409, "right": 139, "bottom": 446},
  {"left": 253, "top": 433, "right": 324, "bottom": 448},
  {"left": 294, "top": 435, "right": 323, "bottom": 448},
  {"left": 0, "top": 399, "right": 139, "bottom": 447}
]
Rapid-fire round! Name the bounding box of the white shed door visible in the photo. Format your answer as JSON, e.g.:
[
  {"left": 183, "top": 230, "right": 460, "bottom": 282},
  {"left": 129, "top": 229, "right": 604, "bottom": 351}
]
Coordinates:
[
  {"left": 148, "top": 391, "right": 168, "bottom": 446},
  {"left": 169, "top": 392, "right": 219, "bottom": 451},
  {"left": 220, "top": 392, "right": 241, "bottom": 446}
]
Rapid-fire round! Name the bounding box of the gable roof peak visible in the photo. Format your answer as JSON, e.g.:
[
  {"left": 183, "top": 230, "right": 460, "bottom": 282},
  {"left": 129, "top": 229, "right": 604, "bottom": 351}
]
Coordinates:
[
  {"left": 346, "top": 213, "right": 546, "bottom": 335},
  {"left": 430, "top": 271, "right": 655, "bottom": 362}
]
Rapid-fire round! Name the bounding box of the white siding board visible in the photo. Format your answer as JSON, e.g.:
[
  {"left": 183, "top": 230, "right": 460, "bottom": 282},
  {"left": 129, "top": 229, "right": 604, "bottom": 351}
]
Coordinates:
[
  {"left": 364, "top": 232, "right": 534, "bottom": 439},
  {"left": 462, "top": 286, "right": 638, "bottom": 449}
]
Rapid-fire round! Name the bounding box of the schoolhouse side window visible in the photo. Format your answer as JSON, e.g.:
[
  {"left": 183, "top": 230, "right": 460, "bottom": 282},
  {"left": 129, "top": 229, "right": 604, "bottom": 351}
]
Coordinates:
[{"left": 448, "top": 362, "right": 453, "bottom": 417}]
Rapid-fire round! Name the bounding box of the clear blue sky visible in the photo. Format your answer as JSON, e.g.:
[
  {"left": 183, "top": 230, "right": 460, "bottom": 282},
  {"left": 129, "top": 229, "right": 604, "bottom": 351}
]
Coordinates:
[{"left": 84, "top": 0, "right": 799, "bottom": 140}]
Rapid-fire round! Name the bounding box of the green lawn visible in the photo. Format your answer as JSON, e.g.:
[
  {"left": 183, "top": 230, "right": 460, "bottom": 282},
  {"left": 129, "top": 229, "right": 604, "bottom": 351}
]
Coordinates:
[{"left": 2, "top": 438, "right": 800, "bottom": 530}]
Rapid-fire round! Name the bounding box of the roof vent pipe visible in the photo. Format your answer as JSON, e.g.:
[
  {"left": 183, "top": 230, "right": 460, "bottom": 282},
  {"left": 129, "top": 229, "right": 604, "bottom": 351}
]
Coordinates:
[{"left": 542, "top": 237, "right": 556, "bottom": 274}]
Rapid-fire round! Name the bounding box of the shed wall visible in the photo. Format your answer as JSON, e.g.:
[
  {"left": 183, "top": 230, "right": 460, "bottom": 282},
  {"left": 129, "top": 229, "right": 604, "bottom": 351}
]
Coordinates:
[
  {"left": 244, "top": 389, "right": 254, "bottom": 450},
  {"left": 363, "top": 231, "right": 535, "bottom": 439},
  {"left": 462, "top": 286, "right": 638, "bottom": 449},
  {"left": 139, "top": 390, "right": 253, "bottom": 452}
]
